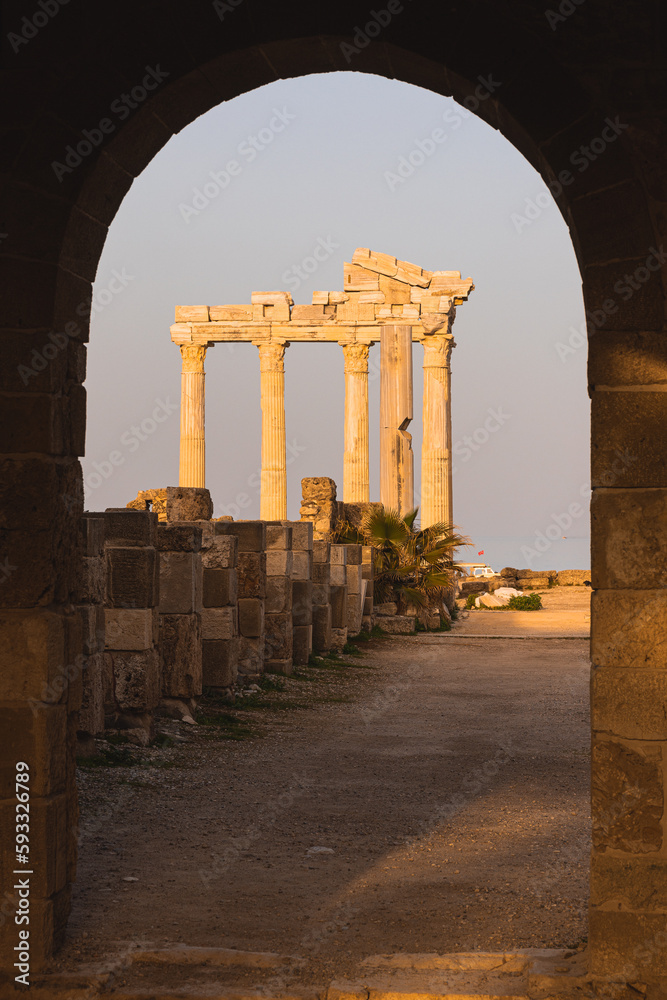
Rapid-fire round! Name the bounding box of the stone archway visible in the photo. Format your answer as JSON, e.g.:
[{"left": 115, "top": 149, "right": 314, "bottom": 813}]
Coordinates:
[{"left": 1, "top": 2, "right": 665, "bottom": 986}]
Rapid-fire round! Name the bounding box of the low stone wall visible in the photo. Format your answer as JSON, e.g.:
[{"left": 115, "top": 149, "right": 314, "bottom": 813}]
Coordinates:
[{"left": 157, "top": 522, "right": 203, "bottom": 720}]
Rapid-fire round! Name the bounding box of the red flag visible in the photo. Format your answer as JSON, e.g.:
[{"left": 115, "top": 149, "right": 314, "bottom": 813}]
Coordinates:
[{"left": 478, "top": 550, "right": 484, "bottom": 555}]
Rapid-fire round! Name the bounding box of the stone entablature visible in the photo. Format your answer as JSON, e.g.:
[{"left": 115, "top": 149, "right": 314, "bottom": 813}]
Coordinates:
[{"left": 170, "top": 248, "right": 474, "bottom": 346}]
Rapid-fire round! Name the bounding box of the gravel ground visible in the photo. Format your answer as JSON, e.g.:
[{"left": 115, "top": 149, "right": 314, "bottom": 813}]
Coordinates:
[{"left": 53, "top": 601, "right": 591, "bottom": 990}]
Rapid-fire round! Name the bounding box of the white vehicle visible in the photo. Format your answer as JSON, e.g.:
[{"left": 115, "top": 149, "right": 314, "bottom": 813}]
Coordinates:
[
  {"left": 472, "top": 565, "right": 499, "bottom": 579},
  {"left": 458, "top": 562, "right": 499, "bottom": 579}
]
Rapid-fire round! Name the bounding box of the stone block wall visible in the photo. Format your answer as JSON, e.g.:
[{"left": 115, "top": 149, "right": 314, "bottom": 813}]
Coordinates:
[
  {"left": 291, "top": 520, "right": 313, "bottom": 666},
  {"left": 329, "top": 543, "right": 348, "bottom": 652},
  {"left": 345, "top": 544, "right": 364, "bottom": 636},
  {"left": 215, "top": 520, "right": 266, "bottom": 682},
  {"left": 75, "top": 514, "right": 106, "bottom": 749},
  {"left": 265, "top": 522, "right": 293, "bottom": 675},
  {"left": 361, "top": 545, "right": 375, "bottom": 631},
  {"left": 157, "top": 522, "right": 203, "bottom": 717},
  {"left": 199, "top": 520, "right": 239, "bottom": 694},
  {"left": 311, "top": 540, "right": 332, "bottom": 653},
  {"left": 102, "top": 509, "right": 160, "bottom": 743}
]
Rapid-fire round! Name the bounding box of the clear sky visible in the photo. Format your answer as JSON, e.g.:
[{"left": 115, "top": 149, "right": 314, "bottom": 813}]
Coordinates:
[{"left": 84, "top": 71, "right": 589, "bottom": 571}]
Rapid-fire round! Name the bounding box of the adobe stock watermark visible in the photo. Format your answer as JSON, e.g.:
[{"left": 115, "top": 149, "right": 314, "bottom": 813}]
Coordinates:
[
  {"left": 545, "top": 0, "right": 586, "bottom": 30},
  {"left": 84, "top": 397, "right": 178, "bottom": 493},
  {"left": 451, "top": 406, "right": 511, "bottom": 474},
  {"left": 511, "top": 117, "right": 628, "bottom": 233},
  {"left": 7, "top": 0, "right": 69, "bottom": 54},
  {"left": 281, "top": 237, "right": 340, "bottom": 293},
  {"left": 384, "top": 76, "right": 501, "bottom": 192},
  {"left": 555, "top": 245, "right": 667, "bottom": 362},
  {"left": 179, "top": 107, "right": 296, "bottom": 223},
  {"left": 212, "top": 0, "right": 243, "bottom": 19},
  {"left": 17, "top": 267, "right": 134, "bottom": 385},
  {"left": 51, "top": 67, "right": 170, "bottom": 182}
]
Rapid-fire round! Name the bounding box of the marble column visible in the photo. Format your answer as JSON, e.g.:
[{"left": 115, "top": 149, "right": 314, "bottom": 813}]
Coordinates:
[
  {"left": 178, "top": 343, "right": 208, "bottom": 488},
  {"left": 256, "top": 341, "right": 288, "bottom": 520},
  {"left": 341, "top": 342, "right": 370, "bottom": 503},
  {"left": 421, "top": 335, "right": 454, "bottom": 528},
  {"left": 380, "top": 325, "right": 414, "bottom": 515}
]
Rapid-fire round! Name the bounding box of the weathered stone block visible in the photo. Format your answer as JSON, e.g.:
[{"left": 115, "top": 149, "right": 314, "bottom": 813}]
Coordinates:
[
  {"left": 330, "top": 585, "right": 348, "bottom": 629},
  {"left": 291, "top": 522, "right": 313, "bottom": 551},
  {"left": 238, "top": 598, "right": 264, "bottom": 638},
  {"left": 291, "top": 550, "right": 313, "bottom": 581},
  {"left": 265, "top": 576, "right": 292, "bottom": 614},
  {"left": 266, "top": 550, "right": 292, "bottom": 577},
  {"left": 331, "top": 627, "right": 347, "bottom": 652},
  {"left": 375, "top": 602, "right": 398, "bottom": 616},
  {"left": 202, "top": 638, "right": 238, "bottom": 689},
  {"left": 346, "top": 564, "right": 362, "bottom": 594},
  {"left": 312, "top": 583, "right": 330, "bottom": 606},
  {"left": 158, "top": 551, "right": 200, "bottom": 614},
  {"left": 1, "top": 705, "right": 66, "bottom": 799},
  {"left": 312, "top": 604, "right": 332, "bottom": 653},
  {"left": 266, "top": 524, "right": 291, "bottom": 550},
  {"left": 78, "top": 604, "right": 105, "bottom": 655},
  {"left": 202, "top": 568, "right": 237, "bottom": 607},
  {"left": 313, "top": 562, "right": 330, "bottom": 585},
  {"left": 330, "top": 564, "right": 347, "bottom": 587},
  {"left": 200, "top": 607, "right": 237, "bottom": 641},
  {"left": 379, "top": 615, "right": 415, "bottom": 634},
  {"left": 265, "top": 658, "right": 292, "bottom": 676},
  {"left": 345, "top": 544, "right": 363, "bottom": 566},
  {"left": 591, "top": 489, "right": 667, "bottom": 589},
  {"left": 589, "top": 910, "right": 667, "bottom": 979},
  {"left": 104, "top": 508, "right": 157, "bottom": 547},
  {"left": 347, "top": 593, "right": 363, "bottom": 636},
  {"left": 165, "top": 487, "right": 212, "bottom": 522},
  {"left": 292, "top": 581, "right": 313, "bottom": 625},
  {"left": 330, "top": 544, "right": 347, "bottom": 565},
  {"left": 105, "top": 609, "right": 154, "bottom": 651},
  {"left": 292, "top": 625, "right": 312, "bottom": 665},
  {"left": 592, "top": 590, "right": 667, "bottom": 668},
  {"left": 237, "top": 636, "right": 264, "bottom": 677},
  {"left": 592, "top": 738, "right": 663, "bottom": 852},
  {"left": 593, "top": 667, "right": 667, "bottom": 740},
  {"left": 80, "top": 513, "right": 105, "bottom": 557},
  {"left": 106, "top": 547, "right": 158, "bottom": 608},
  {"left": 156, "top": 523, "right": 202, "bottom": 552},
  {"left": 264, "top": 612, "right": 292, "bottom": 661},
  {"left": 592, "top": 391, "right": 667, "bottom": 488},
  {"left": 78, "top": 555, "right": 106, "bottom": 605},
  {"left": 237, "top": 552, "right": 266, "bottom": 598},
  {"left": 0, "top": 610, "right": 65, "bottom": 702},
  {"left": 111, "top": 649, "right": 160, "bottom": 712},
  {"left": 78, "top": 651, "right": 105, "bottom": 737},
  {"left": 313, "top": 540, "right": 331, "bottom": 564},
  {"left": 591, "top": 853, "right": 667, "bottom": 910},
  {"left": 215, "top": 519, "right": 265, "bottom": 552},
  {"left": 556, "top": 569, "right": 591, "bottom": 585},
  {"left": 160, "top": 613, "right": 202, "bottom": 699},
  {"left": 201, "top": 533, "right": 237, "bottom": 570}
]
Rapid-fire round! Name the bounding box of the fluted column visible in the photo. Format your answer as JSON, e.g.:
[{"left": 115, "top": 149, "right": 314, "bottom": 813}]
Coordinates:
[
  {"left": 342, "top": 342, "right": 370, "bottom": 503},
  {"left": 256, "top": 341, "right": 288, "bottom": 520},
  {"left": 421, "top": 335, "right": 454, "bottom": 528},
  {"left": 178, "top": 343, "right": 208, "bottom": 488},
  {"left": 380, "top": 325, "right": 414, "bottom": 515}
]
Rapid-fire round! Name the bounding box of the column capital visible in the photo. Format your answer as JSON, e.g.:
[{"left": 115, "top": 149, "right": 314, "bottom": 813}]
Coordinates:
[
  {"left": 255, "top": 341, "right": 288, "bottom": 372},
  {"left": 179, "top": 343, "right": 208, "bottom": 373},
  {"left": 340, "top": 342, "right": 370, "bottom": 374},
  {"left": 422, "top": 334, "right": 454, "bottom": 370}
]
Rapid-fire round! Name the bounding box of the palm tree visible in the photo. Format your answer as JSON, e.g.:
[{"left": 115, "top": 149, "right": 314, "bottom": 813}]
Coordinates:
[{"left": 335, "top": 506, "right": 470, "bottom": 615}]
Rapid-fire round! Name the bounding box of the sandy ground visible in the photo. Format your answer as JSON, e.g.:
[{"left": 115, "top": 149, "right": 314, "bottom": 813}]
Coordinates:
[{"left": 55, "top": 589, "right": 591, "bottom": 990}]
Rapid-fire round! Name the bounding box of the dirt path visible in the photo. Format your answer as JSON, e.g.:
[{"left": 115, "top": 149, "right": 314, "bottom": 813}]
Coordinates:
[{"left": 58, "top": 596, "right": 591, "bottom": 990}]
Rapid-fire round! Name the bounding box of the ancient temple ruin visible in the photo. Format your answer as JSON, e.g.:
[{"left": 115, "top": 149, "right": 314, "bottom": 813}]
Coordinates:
[{"left": 171, "top": 248, "right": 474, "bottom": 524}]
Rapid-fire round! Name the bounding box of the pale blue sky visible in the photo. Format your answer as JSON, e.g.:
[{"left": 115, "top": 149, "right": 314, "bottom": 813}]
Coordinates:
[{"left": 84, "top": 72, "right": 589, "bottom": 570}]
